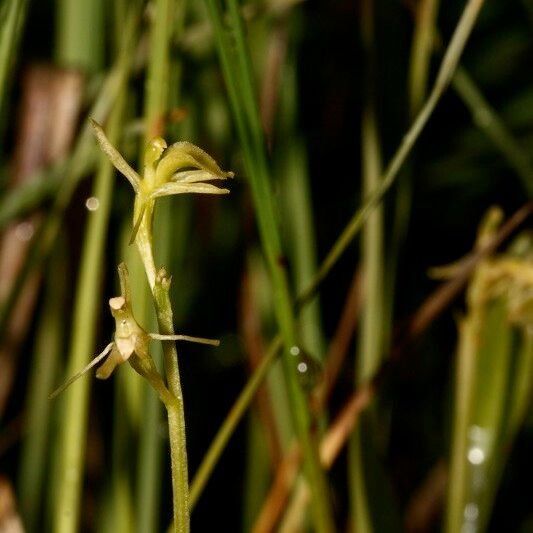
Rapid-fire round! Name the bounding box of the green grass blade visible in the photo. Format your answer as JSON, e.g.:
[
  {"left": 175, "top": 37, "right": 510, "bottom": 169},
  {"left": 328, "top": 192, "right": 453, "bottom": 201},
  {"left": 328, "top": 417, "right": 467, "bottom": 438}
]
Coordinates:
[
  {"left": 349, "top": 1, "right": 386, "bottom": 531},
  {"left": 409, "top": 0, "right": 440, "bottom": 115},
  {"left": 277, "top": 56, "right": 325, "bottom": 360}
]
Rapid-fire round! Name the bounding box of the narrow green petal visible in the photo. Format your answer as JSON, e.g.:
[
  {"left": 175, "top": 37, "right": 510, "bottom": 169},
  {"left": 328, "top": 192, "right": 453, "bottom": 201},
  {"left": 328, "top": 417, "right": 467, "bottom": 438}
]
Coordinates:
[
  {"left": 149, "top": 182, "right": 230, "bottom": 199},
  {"left": 49, "top": 342, "right": 114, "bottom": 399},
  {"left": 90, "top": 119, "right": 142, "bottom": 193}
]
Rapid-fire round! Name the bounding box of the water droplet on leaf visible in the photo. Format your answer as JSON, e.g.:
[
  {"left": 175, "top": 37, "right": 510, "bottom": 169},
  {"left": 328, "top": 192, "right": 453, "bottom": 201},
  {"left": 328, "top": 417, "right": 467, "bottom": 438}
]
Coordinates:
[
  {"left": 85, "top": 196, "right": 100, "bottom": 211},
  {"left": 294, "top": 348, "right": 322, "bottom": 391}
]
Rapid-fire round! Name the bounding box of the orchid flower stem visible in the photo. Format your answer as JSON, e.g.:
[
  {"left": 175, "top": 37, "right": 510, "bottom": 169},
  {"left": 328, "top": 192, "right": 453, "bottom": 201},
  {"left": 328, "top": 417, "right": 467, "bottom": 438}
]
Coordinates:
[
  {"left": 91, "top": 79, "right": 231, "bottom": 533},
  {"left": 127, "top": 164, "right": 189, "bottom": 533},
  {"left": 152, "top": 269, "right": 190, "bottom": 533},
  {"left": 89, "top": 132, "right": 232, "bottom": 533}
]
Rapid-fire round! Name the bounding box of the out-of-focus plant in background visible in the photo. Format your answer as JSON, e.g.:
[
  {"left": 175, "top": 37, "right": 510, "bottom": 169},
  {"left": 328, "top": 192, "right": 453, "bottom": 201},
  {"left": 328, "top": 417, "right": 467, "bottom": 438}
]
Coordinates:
[{"left": 0, "top": 0, "right": 533, "bottom": 531}]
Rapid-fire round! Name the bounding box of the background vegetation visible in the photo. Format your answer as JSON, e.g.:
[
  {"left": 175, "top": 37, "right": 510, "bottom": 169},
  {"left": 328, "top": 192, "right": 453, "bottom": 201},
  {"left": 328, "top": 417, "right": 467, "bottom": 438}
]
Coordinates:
[{"left": 0, "top": 0, "right": 533, "bottom": 531}]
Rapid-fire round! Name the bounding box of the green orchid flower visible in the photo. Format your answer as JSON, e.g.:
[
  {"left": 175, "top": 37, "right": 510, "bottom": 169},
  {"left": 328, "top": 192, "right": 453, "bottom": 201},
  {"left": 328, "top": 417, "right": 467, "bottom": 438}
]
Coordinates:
[
  {"left": 90, "top": 119, "right": 233, "bottom": 287},
  {"left": 49, "top": 263, "right": 219, "bottom": 400}
]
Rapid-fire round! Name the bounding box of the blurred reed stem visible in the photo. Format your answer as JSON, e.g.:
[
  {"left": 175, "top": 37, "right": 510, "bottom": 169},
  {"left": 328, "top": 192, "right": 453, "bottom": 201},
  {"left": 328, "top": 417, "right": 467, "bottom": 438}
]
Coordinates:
[
  {"left": 17, "top": 249, "right": 65, "bottom": 531},
  {"left": 55, "top": 0, "right": 103, "bottom": 71},
  {"left": 258, "top": 19, "right": 326, "bottom": 527},
  {"left": 277, "top": 51, "right": 325, "bottom": 360},
  {"left": 506, "top": 330, "right": 533, "bottom": 439},
  {"left": 446, "top": 288, "right": 500, "bottom": 532},
  {"left": 356, "top": 0, "right": 385, "bottom": 419},
  {"left": 349, "top": 0, "right": 385, "bottom": 531},
  {"left": 409, "top": 0, "right": 440, "bottom": 116},
  {"left": 205, "top": 1, "right": 335, "bottom": 530}
]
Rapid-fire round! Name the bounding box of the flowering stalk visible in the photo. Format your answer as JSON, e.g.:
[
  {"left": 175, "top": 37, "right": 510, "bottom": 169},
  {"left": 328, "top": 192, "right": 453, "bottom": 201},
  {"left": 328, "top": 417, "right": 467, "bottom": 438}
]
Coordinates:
[{"left": 90, "top": 119, "right": 231, "bottom": 533}]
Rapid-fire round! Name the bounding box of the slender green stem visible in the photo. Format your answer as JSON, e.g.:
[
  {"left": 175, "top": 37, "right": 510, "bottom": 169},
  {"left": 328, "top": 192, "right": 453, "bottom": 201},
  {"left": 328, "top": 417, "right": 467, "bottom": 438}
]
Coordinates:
[
  {"left": 349, "top": 0, "right": 384, "bottom": 530},
  {"left": 152, "top": 274, "right": 190, "bottom": 533}
]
